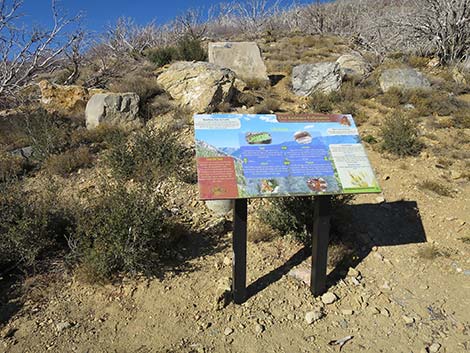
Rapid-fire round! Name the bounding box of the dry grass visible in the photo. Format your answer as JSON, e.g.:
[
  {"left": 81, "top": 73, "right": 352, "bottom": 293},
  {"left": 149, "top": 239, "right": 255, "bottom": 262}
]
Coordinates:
[
  {"left": 43, "top": 147, "right": 93, "bottom": 176},
  {"left": 253, "top": 98, "right": 281, "bottom": 114},
  {"left": 417, "top": 180, "right": 453, "bottom": 197},
  {"left": 417, "top": 245, "right": 449, "bottom": 260},
  {"left": 0, "top": 150, "right": 25, "bottom": 181}
]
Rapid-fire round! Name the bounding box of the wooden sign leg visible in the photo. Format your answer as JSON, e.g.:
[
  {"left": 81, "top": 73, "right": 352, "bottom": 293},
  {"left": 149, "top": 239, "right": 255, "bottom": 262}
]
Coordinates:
[
  {"left": 233, "top": 199, "right": 247, "bottom": 304},
  {"left": 310, "top": 195, "right": 331, "bottom": 297}
]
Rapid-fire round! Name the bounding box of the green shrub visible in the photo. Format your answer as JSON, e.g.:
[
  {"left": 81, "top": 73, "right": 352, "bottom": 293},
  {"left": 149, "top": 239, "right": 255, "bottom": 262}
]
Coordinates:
[
  {"left": 147, "top": 46, "right": 179, "bottom": 67},
  {"left": 0, "top": 183, "right": 70, "bottom": 270},
  {"left": 43, "top": 147, "right": 93, "bottom": 176},
  {"left": 176, "top": 37, "right": 207, "bottom": 62},
  {"left": 70, "top": 124, "right": 124, "bottom": 147},
  {"left": 258, "top": 196, "right": 353, "bottom": 244},
  {"left": 0, "top": 151, "right": 25, "bottom": 182},
  {"left": 74, "top": 185, "right": 174, "bottom": 281},
  {"left": 146, "top": 37, "right": 207, "bottom": 67},
  {"left": 380, "top": 112, "right": 423, "bottom": 156},
  {"left": 23, "top": 108, "right": 70, "bottom": 162},
  {"left": 310, "top": 92, "right": 335, "bottom": 113},
  {"left": 106, "top": 127, "right": 187, "bottom": 182}
]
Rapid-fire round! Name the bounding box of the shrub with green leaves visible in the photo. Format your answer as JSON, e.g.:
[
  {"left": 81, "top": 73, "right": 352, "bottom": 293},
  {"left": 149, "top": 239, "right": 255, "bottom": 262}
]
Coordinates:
[
  {"left": 74, "top": 185, "right": 173, "bottom": 281},
  {"left": 106, "top": 127, "right": 187, "bottom": 182},
  {"left": 380, "top": 112, "right": 423, "bottom": 156},
  {"left": 146, "top": 37, "right": 207, "bottom": 67},
  {"left": 0, "top": 183, "right": 69, "bottom": 270}
]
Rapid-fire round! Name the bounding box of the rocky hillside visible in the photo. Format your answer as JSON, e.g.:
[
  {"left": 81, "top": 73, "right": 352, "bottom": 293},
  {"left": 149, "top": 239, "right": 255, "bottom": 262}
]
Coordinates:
[{"left": 0, "top": 30, "right": 469, "bottom": 353}]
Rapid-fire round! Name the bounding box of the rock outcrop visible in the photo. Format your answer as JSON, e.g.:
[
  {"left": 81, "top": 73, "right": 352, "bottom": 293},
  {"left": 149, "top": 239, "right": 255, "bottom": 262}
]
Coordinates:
[
  {"left": 292, "top": 62, "right": 342, "bottom": 96},
  {"left": 379, "top": 68, "right": 431, "bottom": 92},
  {"left": 157, "top": 61, "right": 236, "bottom": 113},
  {"left": 336, "top": 53, "right": 371, "bottom": 79},
  {"left": 85, "top": 93, "right": 141, "bottom": 130},
  {"left": 208, "top": 42, "right": 269, "bottom": 82},
  {"left": 39, "top": 80, "right": 89, "bottom": 115}
]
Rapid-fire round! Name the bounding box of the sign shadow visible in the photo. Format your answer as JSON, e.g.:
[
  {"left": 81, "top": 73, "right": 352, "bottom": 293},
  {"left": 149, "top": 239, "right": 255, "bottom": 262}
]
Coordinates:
[{"left": 246, "top": 200, "right": 427, "bottom": 300}]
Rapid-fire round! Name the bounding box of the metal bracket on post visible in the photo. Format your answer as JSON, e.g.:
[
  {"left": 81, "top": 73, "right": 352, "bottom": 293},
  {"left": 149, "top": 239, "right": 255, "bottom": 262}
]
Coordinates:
[
  {"left": 310, "top": 195, "right": 332, "bottom": 297},
  {"left": 232, "top": 198, "right": 248, "bottom": 304}
]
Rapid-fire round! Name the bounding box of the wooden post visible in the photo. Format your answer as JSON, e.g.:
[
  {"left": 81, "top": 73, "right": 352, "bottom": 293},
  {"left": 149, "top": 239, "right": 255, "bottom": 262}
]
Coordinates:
[
  {"left": 232, "top": 199, "right": 248, "bottom": 304},
  {"left": 310, "top": 195, "right": 331, "bottom": 297}
]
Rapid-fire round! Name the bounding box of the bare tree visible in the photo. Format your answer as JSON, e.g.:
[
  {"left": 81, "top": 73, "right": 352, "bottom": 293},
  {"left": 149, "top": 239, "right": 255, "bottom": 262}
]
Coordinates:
[
  {"left": 394, "top": 0, "right": 470, "bottom": 64},
  {"left": 174, "top": 8, "right": 207, "bottom": 40},
  {"left": 233, "top": 0, "right": 280, "bottom": 36},
  {"left": 0, "top": 0, "right": 82, "bottom": 101}
]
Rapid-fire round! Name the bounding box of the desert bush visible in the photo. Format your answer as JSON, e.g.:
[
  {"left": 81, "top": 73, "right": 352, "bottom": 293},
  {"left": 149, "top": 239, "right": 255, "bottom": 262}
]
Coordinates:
[
  {"left": 0, "top": 151, "right": 26, "bottom": 182},
  {"left": 176, "top": 36, "right": 207, "bottom": 62},
  {"left": 245, "top": 78, "right": 270, "bottom": 90},
  {"left": 418, "top": 180, "right": 453, "bottom": 197},
  {"left": 70, "top": 124, "right": 125, "bottom": 148},
  {"left": 258, "top": 196, "right": 353, "bottom": 244},
  {"left": 146, "top": 37, "right": 206, "bottom": 67},
  {"left": 253, "top": 98, "right": 281, "bottom": 114},
  {"left": 380, "top": 112, "right": 423, "bottom": 156},
  {"left": 43, "top": 147, "right": 93, "bottom": 176},
  {"left": 0, "top": 182, "right": 71, "bottom": 271},
  {"left": 309, "top": 92, "right": 334, "bottom": 113},
  {"left": 106, "top": 127, "right": 187, "bottom": 182},
  {"left": 23, "top": 108, "right": 70, "bottom": 162},
  {"left": 73, "top": 184, "right": 174, "bottom": 281},
  {"left": 146, "top": 46, "right": 179, "bottom": 67}
]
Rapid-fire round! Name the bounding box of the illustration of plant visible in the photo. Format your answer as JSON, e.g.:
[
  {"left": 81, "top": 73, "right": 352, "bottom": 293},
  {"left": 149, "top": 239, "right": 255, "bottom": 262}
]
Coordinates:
[{"left": 349, "top": 171, "right": 369, "bottom": 188}]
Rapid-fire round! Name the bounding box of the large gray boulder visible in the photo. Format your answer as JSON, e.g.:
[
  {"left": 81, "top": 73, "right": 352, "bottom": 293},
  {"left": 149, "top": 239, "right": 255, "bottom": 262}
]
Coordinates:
[
  {"left": 292, "top": 62, "right": 342, "bottom": 96},
  {"left": 157, "top": 61, "right": 236, "bottom": 113},
  {"left": 336, "top": 53, "right": 371, "bottom": 79},
  {"left": 86, "top": 93, "right": 141, "bottom": 130},
  {"left": 208, "top": 42, "right": 268, "bottom": 82},
  {"left": 379, "top": 68, "right": 431, "bottom": 92}
]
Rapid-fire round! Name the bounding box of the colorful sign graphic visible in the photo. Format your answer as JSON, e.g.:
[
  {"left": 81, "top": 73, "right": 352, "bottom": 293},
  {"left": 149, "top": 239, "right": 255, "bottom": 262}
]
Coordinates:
[{"left": 193, "top": 113, "right": 381, "bottom": 200}]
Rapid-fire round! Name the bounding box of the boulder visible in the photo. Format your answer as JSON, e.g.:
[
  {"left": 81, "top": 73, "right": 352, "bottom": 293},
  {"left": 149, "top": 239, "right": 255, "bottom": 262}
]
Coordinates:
[
  {"left": 205, "top": 200, "right": 234, "bottom": 215},
  {"left": 292, "top": 62, "right": 342, "bottom": 96},
  {"left": 85, "top": 93, "right": 141, "bottom": 130},
  {"left": 208, "top": 42, "right": 269, "bottom": 82},
  {"left": 39, "top": 80, "right": 89, "bottom": 115},
  {"left": 379, "top": 68, "right": 431, "bottom": 92},
  {"left": 336, "top": 53, "right": 371, "bottom": 79},
  {"left": 157, "top": 61, "right": 236, "bottom": 113}
]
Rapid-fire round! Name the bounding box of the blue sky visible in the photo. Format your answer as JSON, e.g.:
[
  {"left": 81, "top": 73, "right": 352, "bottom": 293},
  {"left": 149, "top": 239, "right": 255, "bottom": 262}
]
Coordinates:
[{"left": 20, "top": 0, "right": 316, "bottom": 33}]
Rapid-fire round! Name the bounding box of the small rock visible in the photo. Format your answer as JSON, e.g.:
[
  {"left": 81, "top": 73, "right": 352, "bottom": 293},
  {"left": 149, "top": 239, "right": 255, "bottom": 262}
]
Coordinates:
[
  {"left": 349, "top": 277, "right": 361, "bottom": 286},
  {"left": 223, "top": 256, "right": 231, "bottom": 266},
  {"left": 403, "top": 315, "right": 415, "bottom": 324},
  {"left": 429, "top": 343, "right": 441, "bottom": 353},
  {"left": 254, "top": 323, "right": 264, "bottom": 334},
  {"left": 374, "top": 252, "right": 384, "bottom": 261},
  {"left": 382, "top": 175, "right": 391, "bottom": 181},
  {"left": 381, "top": 308, "right": 390, "bottom": 317},
  {"left": 347, "top": 267, "right": 360, "bottom": 278},
  {"left": 342, "top": 309, "right": 354, "bottom": 316},
  {"left": 224, "top": 327, "right": 234, "bottom": 336},
  {"left": 375, "top": 196, "right": 385, "bottom": 204},
  {"left": 56, "top": 322, "right": 72, "bottom": 332},
  {"left": 305, "top": 310, "right": 324, "bottom": 324},
  {"left": 321, "top": 292, "right": 338, "bottom": 305},
  {"left": 287, "top": 313, "right": 295, "bottom": 321}
]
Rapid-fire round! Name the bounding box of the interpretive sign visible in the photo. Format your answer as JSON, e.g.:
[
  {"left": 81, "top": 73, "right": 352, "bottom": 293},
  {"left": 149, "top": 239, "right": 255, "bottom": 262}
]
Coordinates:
[{"left": 194, "top": 113, "right": 381, "bottom": 200}]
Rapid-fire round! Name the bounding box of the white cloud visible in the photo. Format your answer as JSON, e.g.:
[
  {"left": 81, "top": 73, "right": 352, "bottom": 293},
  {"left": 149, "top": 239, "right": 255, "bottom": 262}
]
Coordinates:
[
  {"left": 259, "top": 115, "right": 278, "bottom": 123},
  {"left": 304, "top": 124, "right": 316, "bottom": 130}
]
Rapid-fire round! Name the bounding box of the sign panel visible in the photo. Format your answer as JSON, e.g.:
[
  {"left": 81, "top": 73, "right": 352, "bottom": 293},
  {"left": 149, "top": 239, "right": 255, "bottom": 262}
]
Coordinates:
[{"left": 194, "top": 113, "right": 381, "bottom": 200}]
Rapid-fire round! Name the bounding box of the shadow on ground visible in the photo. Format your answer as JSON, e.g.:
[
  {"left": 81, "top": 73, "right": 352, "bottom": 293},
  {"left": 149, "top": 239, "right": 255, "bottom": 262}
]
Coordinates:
[{"left": 247, "top": 200, "right": 427, "bottom": 300}]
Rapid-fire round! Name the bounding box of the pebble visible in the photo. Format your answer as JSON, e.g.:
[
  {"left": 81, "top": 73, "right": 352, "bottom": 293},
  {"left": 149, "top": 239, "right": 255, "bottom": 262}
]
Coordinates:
[
  {"left": 321, "top": 292, "right": 338, "bottom": 305},
  {"left": 254, "top": 324, "right": 264, "bottom": 334},
  {"left": 56, "top": 322, "right": 72, "bottom": 332},
  {"left": 429, "top": 343, "right": 441, "bottom": 353},
  {"left": 381, "top": 308, "right": 390, "bottom": 317},
  {"left": 305, "top": 310, "right": 324, "bottom": 324},
  {"left": 376, "top": 196, "right": 385, "bottom": 204},
  {"left": 374, "top": 252, "right": 384, "bottom": 261},
  {"left": 347, "top": 267, "right": 360, "bottom": 278},
  {"left": 224, "top": 327, "right": 234, "bottom": 336},
  {"left": 342, "top": 309, "right": 354, "bottom": 316},
  {"left": 223, "top": 257, "right": 231, "bottom": 266},
  {"left": 402, "top": 315, "right": 415, "bottom": 324}
]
